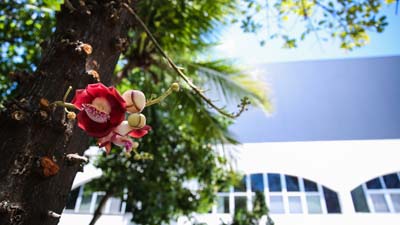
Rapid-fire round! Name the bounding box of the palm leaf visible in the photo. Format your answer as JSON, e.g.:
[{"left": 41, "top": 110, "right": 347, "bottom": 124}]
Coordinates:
[{"left": 187, "top": 59, "right": 272, "bottom": 113}]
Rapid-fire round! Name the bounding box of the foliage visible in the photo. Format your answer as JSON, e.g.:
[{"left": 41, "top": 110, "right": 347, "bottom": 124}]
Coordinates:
[
  {"left": 220, "top": 192, "right": 274, "bottom": 225},
  {"left": 0, "top": 0, "right": 56, "bottom": 104},
  {"left": 239, "top": 0, "right": 395, "bottom": 50}
]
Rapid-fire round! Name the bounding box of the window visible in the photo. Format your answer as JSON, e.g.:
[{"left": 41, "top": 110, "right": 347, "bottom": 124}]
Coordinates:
[
  {"left": 235, "top": 196, "right": 247, "bottom": 212},
  {"left": 268, "top": 173, "right": 281, "bottom": 192},
  {"left": 285, "top": 175, "right": 300, "bottom": 192},
  {"left": 250, "top": 173, "right": 264, "bottom": 192},
  {"left": 370, "top": 194, "right": 390, "bottom": 212},
  {"left": 351, "top": 186, "right": 370, "bottom": 212},
  {"left": 64, "top": 185, "right": 126, "bottom": 214},
  {"left": 323, "top": 187, "right": 341, "bottom": 213},
  {"left": 383, "top": 173, "right": 400, "bottom": 189},
  {"left": 79, "top": 192, "right": 92, "bottom": 213},
  {"left": 269, "top": 196, "right": 284, "bottom": 214},
  {"left": 390, "top": 194, "right": 400, "bottom": 212},
  {"left": 288, "top": 196, "right": 302, "bottom": 213},
  {"left": 366, "top": 178, "right": 382, "bottom": 189},
  {"left": 306, "top": 196, "right": 322, "bottom": 214},
  {"left": 352, "top": 172, "right": 400, "bottom": 213},
  {"left": 304, "top": 179, "right": 318, "bottom": 192},
  {"left": 213, "top": 173, "right": 340, "bottom": 215},
  {"left": 216, "top": 196, "right": 229, "bottom": 213},
  {"left": 108, "top": 197, "right": 123, "bottom": 214}
]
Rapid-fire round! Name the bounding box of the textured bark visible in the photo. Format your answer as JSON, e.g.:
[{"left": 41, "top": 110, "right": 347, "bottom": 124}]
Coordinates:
[{"left": 0, "top": 1, "right": 135, "bottom": 225}]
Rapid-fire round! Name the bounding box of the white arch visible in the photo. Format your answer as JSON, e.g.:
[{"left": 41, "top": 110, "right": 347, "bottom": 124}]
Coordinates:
[
  {"left": 71, "top": 163, "right": 103, "bottom": 189},
  {"left": 226, "top": 139, "right": 400, "bottom": 192}
]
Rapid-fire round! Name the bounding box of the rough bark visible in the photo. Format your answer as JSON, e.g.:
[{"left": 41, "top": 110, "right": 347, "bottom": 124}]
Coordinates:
[{"left": 0, "top": 1, "right": 135, "bottom": 225}]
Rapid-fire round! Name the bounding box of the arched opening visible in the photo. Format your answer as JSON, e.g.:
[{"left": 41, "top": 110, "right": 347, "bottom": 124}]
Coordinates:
[
  {"left": 214, "top": 173, "right": 341, "bottom": 215},
  {"left": 351, "top": 171, "right": 400, "bottom": 213}
]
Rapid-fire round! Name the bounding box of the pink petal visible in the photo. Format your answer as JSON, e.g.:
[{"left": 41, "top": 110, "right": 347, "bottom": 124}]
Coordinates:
[
  {"left": 82, "top": 104, "right": 110, "bottom": 123},
  {"left": 112, "top": 135, "right": 134, "bottom": 152}
]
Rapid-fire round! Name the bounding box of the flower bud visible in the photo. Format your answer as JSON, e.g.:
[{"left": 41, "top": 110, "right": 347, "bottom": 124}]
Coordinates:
[
  {"left": 171, "top": 82, "right": 180, "bottom": 92},
  {"left": 127, "top": 113, "right": 146, "bottom": 129},
  {"left": 132, "top": 142, "right": 139, "bottom": 149},
  {"left": 122, "top": 90, "right": 146, "bottom": 113},
  {"left": 67, "top": 112, "right": 76, "bottom": 120}
]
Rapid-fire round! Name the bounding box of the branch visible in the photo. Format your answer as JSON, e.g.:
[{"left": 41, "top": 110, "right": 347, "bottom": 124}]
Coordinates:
[
  {"left": 65, "top": 153, "right": 89, "bottom": 164},
  {"left": 88, "top": 191, "right": 113, "bottom": 225},
  {"left": 122, "top": 3, "right": 249, "bottom": 119}
]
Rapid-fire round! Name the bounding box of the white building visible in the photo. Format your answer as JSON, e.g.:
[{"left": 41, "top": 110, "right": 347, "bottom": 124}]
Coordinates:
[{"left": 60, "top": 56, "right": 400, "bottom": 225}]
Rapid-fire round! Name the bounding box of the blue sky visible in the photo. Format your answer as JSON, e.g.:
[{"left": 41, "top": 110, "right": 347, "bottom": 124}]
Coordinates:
[{"left": 213, "top": 4, "right": 400, "bottom": 65}]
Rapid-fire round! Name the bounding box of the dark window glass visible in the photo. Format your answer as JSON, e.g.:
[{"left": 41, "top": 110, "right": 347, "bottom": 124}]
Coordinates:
[
  {"left": 234, "top": 176, "right": 247, "bottom": 192},
  {"left": 251, "top": 173, "right": 264, "bottom": 192},
  {"left": 285, "top": 175, "right": 300, "bottom": 192},
  {"left": 323, "top": 187, "right": 341, "bottom": 213},
  {"left": 366, "top": 178, "right": 382, "bottom": 189},
  {"left": 65, "top": 188, "right": 80, "bottom": 210},
  {"left": 383, "top": 173, "right": 400, "bottom": 189},
  {"left": 235, "top": 196, "right": 247, "bottom": 212},
  {"left": 351, "top": 185, "right": 370, "bottom": 212},
  {"left": 304, "top": 179, "right": 318, "bottom": 192},
  {"left": 268, "top": 173, "right": 282, "bottom": 192}
]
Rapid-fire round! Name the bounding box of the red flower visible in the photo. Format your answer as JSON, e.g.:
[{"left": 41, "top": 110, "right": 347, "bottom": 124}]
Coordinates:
[
  {"left": 97, "top": 121, "right": 151, "bottom": 153},
  {"left": 71, "top": 83, "right": 126, "bottom": 138}
]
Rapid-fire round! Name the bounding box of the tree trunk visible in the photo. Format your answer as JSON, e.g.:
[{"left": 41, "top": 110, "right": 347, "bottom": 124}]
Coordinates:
[
  {"left": 0, "top": 1, "right": 135, "bottom": 225},
  {"left": 88, "top": 190, "right": 113, "bottom": 225}
]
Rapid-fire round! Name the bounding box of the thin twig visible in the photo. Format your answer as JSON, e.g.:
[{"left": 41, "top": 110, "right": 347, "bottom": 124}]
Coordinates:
[{"left": 122, "top": 3, "right": 249, "bottom": 119}]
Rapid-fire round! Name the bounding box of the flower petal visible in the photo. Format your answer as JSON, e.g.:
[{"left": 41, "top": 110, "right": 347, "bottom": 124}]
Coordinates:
[
  {"left": 98, "top": 132, "right": 115, "bottom": 147},
  {"left": 73, "top": 83, "right": 127, "bottom": 138},
  {"left": 71, "top": 89, "right": 93, "bottom": 110},
  {"left": 128, "top": 125, "right": 151, "bottom": 138},
  {"left": 113, "top": 121, "right": 134, "bottom": 136},
  {"left": 112, "top": 135, "right": 134, "bottom": 152},
  {"left": 77, "top": 112, "right": 113, "bottom": 138}
]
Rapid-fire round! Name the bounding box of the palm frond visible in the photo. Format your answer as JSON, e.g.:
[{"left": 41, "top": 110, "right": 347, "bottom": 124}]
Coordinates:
[{"left": 187, "top": 59, "right": 272, "bottom": 113}]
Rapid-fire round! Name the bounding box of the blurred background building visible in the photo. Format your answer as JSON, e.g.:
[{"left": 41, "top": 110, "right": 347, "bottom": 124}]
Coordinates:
[{"left": 59, "top": 56, "right": 400, "bottom": 225}]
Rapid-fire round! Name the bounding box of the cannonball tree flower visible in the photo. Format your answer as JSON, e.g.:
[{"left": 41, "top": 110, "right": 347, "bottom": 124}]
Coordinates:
[
  {"left": 71, "top": 83, "right": 126, "bottom": 138},
  {"left": 98, "top": 121, "right": 151, "bottom": 153}
]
